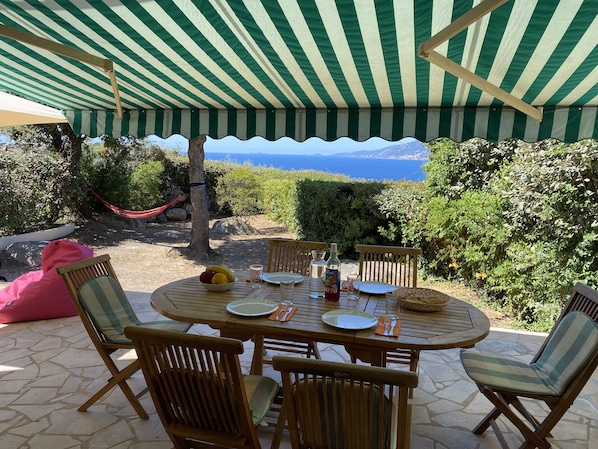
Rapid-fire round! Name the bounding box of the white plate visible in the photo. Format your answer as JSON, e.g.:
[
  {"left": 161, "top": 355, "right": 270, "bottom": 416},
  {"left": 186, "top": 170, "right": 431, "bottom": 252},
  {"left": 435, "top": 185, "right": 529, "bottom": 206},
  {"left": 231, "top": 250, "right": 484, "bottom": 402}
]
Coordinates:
[
  {"left": 321, "top": 309, "right": 378, "bottom": 330},
  {"left": 261, "top": 272, "right": 304, "bottom": 284},
  {"left": 354, "top": 281, "right": 396, "bottom": 295},
  {"left": 226, "top": 298, "right": 278, "bottom": 317}
]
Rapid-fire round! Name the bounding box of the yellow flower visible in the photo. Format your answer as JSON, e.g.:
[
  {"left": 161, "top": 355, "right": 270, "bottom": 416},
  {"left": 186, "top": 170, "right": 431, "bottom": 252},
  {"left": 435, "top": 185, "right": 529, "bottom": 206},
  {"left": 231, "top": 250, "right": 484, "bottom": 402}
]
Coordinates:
[
  {"left": 449, "top": 262, "right": 459, "bottom": 269},
  {"left": 475, "top": 272, "right": 487, "bottom": 280}
]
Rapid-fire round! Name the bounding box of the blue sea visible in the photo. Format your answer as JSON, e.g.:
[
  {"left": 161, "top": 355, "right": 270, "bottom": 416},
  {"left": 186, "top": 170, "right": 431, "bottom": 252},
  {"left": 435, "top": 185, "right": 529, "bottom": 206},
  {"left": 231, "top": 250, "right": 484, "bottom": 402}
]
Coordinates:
[{"left": 205, "top": 153, "right": 426, "bottom": 182}]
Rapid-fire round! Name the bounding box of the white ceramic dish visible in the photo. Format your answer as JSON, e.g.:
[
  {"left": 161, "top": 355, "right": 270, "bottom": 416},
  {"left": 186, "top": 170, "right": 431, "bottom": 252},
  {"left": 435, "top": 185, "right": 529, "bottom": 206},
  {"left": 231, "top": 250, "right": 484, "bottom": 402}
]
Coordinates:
[
  {"left": 321, "top": 309, "right": 378, "bottom": 330},
  {"left": 226, "top": 298, "right": 278, "bottom": 317},
  {"left": 261, "top": 272, "right": 304, "bottom": 284},
  {"left": 354, "top": 281, "right": 396, "bottom": 295},
  {"left": 200, "top": 279, "right": 236, "bottom": 292}
]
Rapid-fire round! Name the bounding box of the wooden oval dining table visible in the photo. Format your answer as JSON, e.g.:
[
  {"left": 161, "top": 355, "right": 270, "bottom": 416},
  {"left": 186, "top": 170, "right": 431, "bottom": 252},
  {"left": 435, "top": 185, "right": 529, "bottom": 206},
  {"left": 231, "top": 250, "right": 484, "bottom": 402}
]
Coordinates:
[{"left": 150, "top": 275, "right": 490, "bottom": 376}]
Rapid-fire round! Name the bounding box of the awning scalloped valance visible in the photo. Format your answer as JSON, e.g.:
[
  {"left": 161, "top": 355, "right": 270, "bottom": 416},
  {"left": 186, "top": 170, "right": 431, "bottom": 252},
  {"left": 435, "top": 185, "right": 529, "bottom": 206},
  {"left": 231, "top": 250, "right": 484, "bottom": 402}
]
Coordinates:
[{"left": 67, "top": 106, "right": 598, "bottom": 143}]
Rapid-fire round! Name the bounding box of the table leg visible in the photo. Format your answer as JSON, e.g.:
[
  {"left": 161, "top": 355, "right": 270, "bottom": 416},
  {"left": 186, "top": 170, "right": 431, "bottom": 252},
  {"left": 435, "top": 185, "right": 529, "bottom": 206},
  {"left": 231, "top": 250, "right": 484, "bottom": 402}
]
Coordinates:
[{"left": 251, "top": 334, "right": 264, "bottom": 375}]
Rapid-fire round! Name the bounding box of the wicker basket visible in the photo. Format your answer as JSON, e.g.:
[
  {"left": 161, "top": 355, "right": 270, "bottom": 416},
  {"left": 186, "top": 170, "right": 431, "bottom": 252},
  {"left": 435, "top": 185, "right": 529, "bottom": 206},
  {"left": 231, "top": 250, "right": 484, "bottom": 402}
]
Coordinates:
[{"left": 394, "top": 287, "right": 451, "bottom": 312}]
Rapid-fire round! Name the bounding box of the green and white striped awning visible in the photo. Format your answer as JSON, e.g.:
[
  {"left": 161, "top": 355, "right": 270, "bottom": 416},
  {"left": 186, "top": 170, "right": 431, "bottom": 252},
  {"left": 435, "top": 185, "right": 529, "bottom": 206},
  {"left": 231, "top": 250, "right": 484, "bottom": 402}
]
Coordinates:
[{"left": 0, "top": 0, "right": 596, "bottom": 143}]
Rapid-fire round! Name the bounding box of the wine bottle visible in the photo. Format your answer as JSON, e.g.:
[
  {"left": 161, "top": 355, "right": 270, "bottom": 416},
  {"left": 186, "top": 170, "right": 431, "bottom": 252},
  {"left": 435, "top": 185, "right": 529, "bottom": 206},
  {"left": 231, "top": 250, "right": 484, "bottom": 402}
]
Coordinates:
[{"left": 324, "top": 243, "right": 341, "bottom": 301}]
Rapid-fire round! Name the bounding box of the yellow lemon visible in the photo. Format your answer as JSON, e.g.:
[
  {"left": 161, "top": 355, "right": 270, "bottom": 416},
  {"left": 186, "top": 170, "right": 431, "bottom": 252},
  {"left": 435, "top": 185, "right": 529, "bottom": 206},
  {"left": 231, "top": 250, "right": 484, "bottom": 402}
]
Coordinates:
[{"left": 211, "top": 272, "right": 228, "bottom": 284}]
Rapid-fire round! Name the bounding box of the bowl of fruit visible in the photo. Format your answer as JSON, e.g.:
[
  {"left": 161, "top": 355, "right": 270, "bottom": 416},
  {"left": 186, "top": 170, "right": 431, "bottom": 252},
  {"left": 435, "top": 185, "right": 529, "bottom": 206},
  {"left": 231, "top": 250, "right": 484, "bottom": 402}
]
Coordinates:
[{"left": 199, "top": 265, "right": 236, "bottom": 292}]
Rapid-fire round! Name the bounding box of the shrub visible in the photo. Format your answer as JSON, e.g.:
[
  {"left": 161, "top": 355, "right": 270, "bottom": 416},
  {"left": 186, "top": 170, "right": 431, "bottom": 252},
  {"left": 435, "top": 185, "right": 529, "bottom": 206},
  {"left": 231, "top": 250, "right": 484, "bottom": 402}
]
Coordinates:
[
  {"left": 215, "top": 167, "right": 262, "bottom": 217},
  {"left": 374, "top": 181, "right": 425, "bottom": 246},
  {"left": 296, "top": 180, "right": 386, "bottom": 257},
  {"left": 0, "top": 150, "right": 78, "bottom": 235},
  {"left": 262, "top": 178, "right": 299, "bottom": 233},
  {"left": 129, "top": 161, "right": 164, "bottom": 209}
]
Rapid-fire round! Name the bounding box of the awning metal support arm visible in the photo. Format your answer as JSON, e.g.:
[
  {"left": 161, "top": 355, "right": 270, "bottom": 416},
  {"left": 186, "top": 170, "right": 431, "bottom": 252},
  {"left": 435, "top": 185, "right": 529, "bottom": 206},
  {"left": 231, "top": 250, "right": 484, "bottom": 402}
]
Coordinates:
[
  {"left": 0, "top": 24, "right": 123, "bottom": 120},
  {"left": 418, "top": 0, "right": 543, "bottom": 122}
]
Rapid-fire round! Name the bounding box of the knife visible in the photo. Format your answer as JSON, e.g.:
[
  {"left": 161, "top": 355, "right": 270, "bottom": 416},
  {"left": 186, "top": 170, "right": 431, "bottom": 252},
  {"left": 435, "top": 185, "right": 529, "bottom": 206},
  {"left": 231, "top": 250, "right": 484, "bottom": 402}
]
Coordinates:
[{"left": 280, "top": 306, "right": 294, "bottom": 321}]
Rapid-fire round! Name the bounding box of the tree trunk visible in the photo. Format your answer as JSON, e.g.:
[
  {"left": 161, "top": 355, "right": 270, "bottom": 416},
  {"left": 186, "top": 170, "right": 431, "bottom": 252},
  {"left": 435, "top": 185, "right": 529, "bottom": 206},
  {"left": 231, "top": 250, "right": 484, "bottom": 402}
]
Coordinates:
[{"left": 188, "top": 135, "right": 210, "bottom": 261}]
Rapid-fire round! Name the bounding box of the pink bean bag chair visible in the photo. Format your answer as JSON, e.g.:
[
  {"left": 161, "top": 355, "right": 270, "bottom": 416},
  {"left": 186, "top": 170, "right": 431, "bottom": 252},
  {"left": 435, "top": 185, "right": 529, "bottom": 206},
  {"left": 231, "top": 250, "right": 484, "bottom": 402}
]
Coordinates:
[{"left": 0, "top": 239, "right": 94, "bottom": 323}]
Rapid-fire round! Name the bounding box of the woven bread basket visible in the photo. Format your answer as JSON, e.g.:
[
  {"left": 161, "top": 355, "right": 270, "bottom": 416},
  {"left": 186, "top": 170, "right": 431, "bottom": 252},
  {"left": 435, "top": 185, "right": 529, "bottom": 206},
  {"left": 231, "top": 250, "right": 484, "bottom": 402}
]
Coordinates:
[{"left": 394, "top": 287, "right": 451, "bottom": 312}]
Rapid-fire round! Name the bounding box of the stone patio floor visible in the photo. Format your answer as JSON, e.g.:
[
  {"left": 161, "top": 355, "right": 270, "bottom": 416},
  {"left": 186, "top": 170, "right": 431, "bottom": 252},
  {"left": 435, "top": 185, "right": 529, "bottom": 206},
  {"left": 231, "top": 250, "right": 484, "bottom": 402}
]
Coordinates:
[{"left": 1, "top": 289, "right": 596, "bottom": 449}]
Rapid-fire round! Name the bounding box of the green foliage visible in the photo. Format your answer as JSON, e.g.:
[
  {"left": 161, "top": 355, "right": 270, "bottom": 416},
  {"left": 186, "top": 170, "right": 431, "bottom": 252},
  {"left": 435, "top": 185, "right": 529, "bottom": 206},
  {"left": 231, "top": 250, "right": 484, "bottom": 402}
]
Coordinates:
[
  {"left": 129, "top": 161, "right": 164, "bottom": 209},
  {"left": 215, "top": 167, "right": 262, "bottom": 217},
  {"left": 262, "top": 178, "right": 299, "bottom": 232},
  {"left": 418, "top": 137, "right": 598, "bottom": 331},
  {"left": 374, "top": 181, "right": 425, "bottom": 246},
  {"left": 422, "top": 191, "right": 509, "bottom": 282},
  {"left": 425, "top": 137, "right": 518, "bottom": 199},
  {"left": 295, "top": 180, "right": 386, "bottom": 257},
  {"left": 204, "top": 160, "right": 235, "bottom": 213},
  {"left": 82, "top": 143, "right": 132, "bottom": 208},
  {"left": 0, "top": 150, "right": 79, "bottom": 235}
]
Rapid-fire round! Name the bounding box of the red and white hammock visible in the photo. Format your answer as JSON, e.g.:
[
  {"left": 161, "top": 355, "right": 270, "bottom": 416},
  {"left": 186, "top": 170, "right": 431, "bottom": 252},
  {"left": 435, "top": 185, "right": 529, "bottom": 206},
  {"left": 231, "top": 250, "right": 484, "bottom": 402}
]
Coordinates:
[{"left": 89, "top": 188, "right": 183, "bottom": 220}]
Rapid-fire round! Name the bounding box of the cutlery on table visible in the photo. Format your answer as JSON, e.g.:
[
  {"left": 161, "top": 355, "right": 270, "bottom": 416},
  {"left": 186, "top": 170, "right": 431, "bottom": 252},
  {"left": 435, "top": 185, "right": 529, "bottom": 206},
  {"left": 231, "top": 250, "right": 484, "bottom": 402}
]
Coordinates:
[
  {"left": 387, "top": 319, "right": 397, "bottom": 336},
  {"left": 275, "top": 306, "right": 287, "bottom": 321},
  {"left": 383, "top": 318, "right": 390, "bottom": 336},
  {"left": 279, "top": 306, "right": 294, "bottom": 321}
]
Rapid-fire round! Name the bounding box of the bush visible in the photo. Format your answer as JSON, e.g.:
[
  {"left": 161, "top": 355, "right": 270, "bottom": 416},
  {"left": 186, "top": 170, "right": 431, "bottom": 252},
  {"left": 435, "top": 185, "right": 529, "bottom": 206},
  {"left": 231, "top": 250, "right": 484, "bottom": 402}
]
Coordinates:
[
  {"left": 0, "top": 150, "right": 79, "bottom": 235},
  {"left": 295, "top": 180, "right": 386, "bottom": 257},
  {"left": 374, "top": 181, "right": 425, "bottom": 246},
  {"left": 129, "top": 161, "right": 164, "bottom": 209},
  {"left": 215, "top": 167, "right": 262, "bottom": 217},
  {"left": 263, "top": 178, "right": 299, "bottom": 233}
]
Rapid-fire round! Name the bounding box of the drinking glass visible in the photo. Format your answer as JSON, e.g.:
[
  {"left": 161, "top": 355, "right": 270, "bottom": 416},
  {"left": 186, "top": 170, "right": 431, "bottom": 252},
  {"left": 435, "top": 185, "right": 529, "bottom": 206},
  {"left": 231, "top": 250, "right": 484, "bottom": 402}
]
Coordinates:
[
  {"left": 249, "top": 264, "right": 263, "bottom": 288},
  {"left": 385, "top": 291, "right": 399, "bottom": 319},
  {"left": 280, "top": 278, "right": 295, "bottom": 305},
  {"left": 346, "top": 273, "right": 360, "bottom": 300}
]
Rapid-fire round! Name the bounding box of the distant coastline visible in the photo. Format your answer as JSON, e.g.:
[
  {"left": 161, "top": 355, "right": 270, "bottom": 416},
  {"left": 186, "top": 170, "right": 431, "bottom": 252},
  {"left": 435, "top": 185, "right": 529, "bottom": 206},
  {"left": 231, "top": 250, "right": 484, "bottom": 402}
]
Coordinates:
[
  {"left": 205, "top": 152, "right": 426, "bottom": 182},
  {"left": 331, "top": 137, "right": 429, "bottom": 161}
]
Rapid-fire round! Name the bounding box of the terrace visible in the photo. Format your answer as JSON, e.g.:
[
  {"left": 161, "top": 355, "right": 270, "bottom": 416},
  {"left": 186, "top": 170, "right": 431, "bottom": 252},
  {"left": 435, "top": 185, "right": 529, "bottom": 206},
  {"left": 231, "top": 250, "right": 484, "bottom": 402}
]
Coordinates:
[{"left": 1, "top": 288, "right": 596, "bottom": 449}]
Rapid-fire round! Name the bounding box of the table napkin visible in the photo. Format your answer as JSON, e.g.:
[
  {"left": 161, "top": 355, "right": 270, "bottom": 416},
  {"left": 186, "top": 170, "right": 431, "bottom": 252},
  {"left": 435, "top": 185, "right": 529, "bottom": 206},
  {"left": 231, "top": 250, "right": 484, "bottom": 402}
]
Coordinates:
[
  {"left": 375, "top": 317, "right": 400, "bottom": 337},
  {"left": 268, "top": 304, "right": 297, "bottom": 322}
]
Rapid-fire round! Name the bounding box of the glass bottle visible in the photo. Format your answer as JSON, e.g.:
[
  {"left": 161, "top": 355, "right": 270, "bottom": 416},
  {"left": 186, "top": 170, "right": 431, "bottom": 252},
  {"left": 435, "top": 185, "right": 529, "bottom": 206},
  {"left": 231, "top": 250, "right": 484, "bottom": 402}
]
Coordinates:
[
  {"left": 308, "top": 249, "right": 327, "bottom": 299},
  {"left": 324, "top": 243, "right": 341, "bottom": 301}
]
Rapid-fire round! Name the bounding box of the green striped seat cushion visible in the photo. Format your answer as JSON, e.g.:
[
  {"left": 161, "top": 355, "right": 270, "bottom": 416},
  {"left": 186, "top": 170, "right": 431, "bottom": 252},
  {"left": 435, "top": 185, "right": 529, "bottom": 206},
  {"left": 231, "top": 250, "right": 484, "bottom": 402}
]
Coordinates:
[
  {"left": 78, "top": 275, "right": 190, "bottom": 344},
  {"left": 242, "top": 375, "right": 280, "bottom": 425},
  {"left": 461, "top": 311, "right": 598, "bottom": 396}
]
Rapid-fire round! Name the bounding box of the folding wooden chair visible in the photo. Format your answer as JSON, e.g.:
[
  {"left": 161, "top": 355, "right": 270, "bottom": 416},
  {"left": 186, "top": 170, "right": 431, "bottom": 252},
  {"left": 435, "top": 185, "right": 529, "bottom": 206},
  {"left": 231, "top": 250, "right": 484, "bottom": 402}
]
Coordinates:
[
  {"left": 460, "top": 282, "right": 598, "bottom": 449},
  {"left": 56, "top": 254, "right": 191, "bottom": 419},
  {"left": 346, "top": 244, "right": 423, "bottom": 372},
  {"left": 261, "top": 239, "right": 328, "bottom": 364},
  {"left": 273, "top": 356, "right": 418, "bottom": 449},
  {"left": 124, "top": 326, "right": 280, "bottom": 449}
]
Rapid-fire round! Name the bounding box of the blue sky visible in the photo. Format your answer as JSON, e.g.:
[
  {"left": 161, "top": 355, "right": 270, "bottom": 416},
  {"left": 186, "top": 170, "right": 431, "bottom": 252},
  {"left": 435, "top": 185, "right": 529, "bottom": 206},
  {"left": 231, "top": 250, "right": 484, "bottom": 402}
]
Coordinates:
[{"left": 148, "top": 135, "right": 408, "bottom": 155}]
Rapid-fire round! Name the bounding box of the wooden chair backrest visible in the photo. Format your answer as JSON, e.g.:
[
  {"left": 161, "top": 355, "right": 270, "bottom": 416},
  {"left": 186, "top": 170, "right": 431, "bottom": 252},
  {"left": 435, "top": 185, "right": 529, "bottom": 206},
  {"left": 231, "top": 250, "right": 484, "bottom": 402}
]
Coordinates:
[
  {"left": 267, "top": 239, "right": 327, "bottom": 275},
  {"left": 531, "top": 282, "right": 598, "bottom": 398},
  {"left": 356, "top": 244, "right": 422, "bottom": 287},
  {"left": 56, "top": 254, "right": 126, "bottom": 349},
  {"left": 125, "top": 326, "right": 261, "bottom": 449},
  {"left": 273, "top": 356, "right": 418, "bottom": 449}
]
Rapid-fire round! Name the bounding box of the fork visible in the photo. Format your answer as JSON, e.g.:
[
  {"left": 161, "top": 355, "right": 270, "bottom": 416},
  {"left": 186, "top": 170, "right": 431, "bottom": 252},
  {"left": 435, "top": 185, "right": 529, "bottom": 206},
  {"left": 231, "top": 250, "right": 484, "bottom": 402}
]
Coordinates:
[
  {"left": 387, "top": 319, "right": 397, "bottom": 336},
  {"left": 275, "top": 306, "right": 286, "bottom": 321},
  {"left": 279, "top": 306, "right": 294, "bottom": 321},
  {"left": 383, "top": 318, "right": 391, "bottom": 336}
]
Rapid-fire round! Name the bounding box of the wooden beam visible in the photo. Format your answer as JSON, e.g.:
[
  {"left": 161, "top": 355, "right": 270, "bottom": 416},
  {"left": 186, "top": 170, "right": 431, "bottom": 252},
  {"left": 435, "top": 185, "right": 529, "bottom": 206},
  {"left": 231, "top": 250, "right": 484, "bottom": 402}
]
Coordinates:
[
  {"left": 419, "top": 0, "right": 509, "bottom": 56},
  {"left": 418, "top": 0, "right": 542, "bottom": 122},
  {"left": 107, "top": 70, "right": 123, "bottom": 120},
  {"left": 0, "top": 24, "right": 123, "bottom": 120},
  {"left": 423, "top": 50, "right": 542, "bottom": 121}
]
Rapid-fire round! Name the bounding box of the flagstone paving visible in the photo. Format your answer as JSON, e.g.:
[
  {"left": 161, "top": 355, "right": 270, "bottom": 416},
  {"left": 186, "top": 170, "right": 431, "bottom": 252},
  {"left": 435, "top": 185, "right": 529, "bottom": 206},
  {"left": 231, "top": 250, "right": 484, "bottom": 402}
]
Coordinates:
[{"left": 1, "top": 290, "right": 596, "bottom": 449}]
